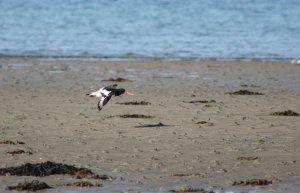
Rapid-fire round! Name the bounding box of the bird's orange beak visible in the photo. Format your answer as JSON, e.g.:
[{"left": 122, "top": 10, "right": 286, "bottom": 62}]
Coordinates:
[{"left": 124, "top": 90, "right": 134, "bottom": 95}]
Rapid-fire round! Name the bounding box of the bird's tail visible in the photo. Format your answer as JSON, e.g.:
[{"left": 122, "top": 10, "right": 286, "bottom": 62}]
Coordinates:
[{"left": 86, "top": 93, "right": 96, "bottom": 97}]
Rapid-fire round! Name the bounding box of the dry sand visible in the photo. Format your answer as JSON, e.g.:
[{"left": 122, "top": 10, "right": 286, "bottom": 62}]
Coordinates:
[{"left": 0, "top": 58, "right": 300, "bottom": 192}]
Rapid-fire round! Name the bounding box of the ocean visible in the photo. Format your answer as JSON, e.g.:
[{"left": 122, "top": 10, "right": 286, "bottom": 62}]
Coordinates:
[{"left": 0, "top": 0, "right": 300, "bottom": 60}]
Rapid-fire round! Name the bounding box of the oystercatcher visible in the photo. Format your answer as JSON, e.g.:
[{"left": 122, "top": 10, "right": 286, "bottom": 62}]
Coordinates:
[{"left": 87, "top": 84, "right": 134, "bottom": 111}]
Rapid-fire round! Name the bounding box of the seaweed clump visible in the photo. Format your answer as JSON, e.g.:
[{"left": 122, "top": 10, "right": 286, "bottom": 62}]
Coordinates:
[
  {"left": 232, "top": 179, "right": 272, "bottom": 186},
  {"left": 7, "top": 149, "right": 32, "bottom": 155},
  {"left": 116, "top": 101, "right": 151, "bottom": 105},
  {"left": 63, "top": 181, "right": 101, "bottom": 187},
  {"left": 170, "top": 186, "right": 214, "bottom": 193},
  {"left": 0, "top": 161, "right": 110, "bottom": 179},
  {"left": 196, "top": 121, "right": 214, "bottom": 126},
  {"left": 270, "top": 110, "right": 299, "bottom": 116},
  {"left": 172, "top": 173, "right": 206, "bottom": 177},
  {"left": 119, "top": 114, "right": 154, "bottom": 118},
  {"left": 226, "top": 90, "right": 263, "bottom": 95},
  {"left": 0, "top": 140, "right": 16, "bottom": 145},
  {"left": 7, "top": 180, "right": 52, "bottom": 191},
  {"left": 135, "top": 122, "right": 169, "bottom": 128},
  {"left": 93, "top": 174, "right": 114, "bottom": 180},
  {"left": 241, "top": 84, "right": 260, "bottom": 87},
  {"left": 196, "top": 121, "right": 208, "bottom": 124},
  {"left": 103, "top": 77, "right": 133, "bottom": 82},
  {"left": 0, "top": 140, "right": 25, "bottom": 145},
  {"left": 237, "top": 156, "right": 259, "bottom": 161},
  {"left": 183, "top": 100, "right": 216, "bottom": 104}
]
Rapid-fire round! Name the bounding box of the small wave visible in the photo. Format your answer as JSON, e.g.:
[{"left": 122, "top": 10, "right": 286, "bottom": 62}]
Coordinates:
[{"left": 0, "top": 53, "right": 294, "bottom": 62}]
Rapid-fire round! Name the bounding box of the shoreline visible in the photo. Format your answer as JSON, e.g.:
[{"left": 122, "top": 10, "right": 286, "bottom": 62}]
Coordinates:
[
  {"left": 0, "top": 58, "right": 299, "bottom": 192},
  {"left": 0, "top": 54, "right": 297, "bottom": 62}
]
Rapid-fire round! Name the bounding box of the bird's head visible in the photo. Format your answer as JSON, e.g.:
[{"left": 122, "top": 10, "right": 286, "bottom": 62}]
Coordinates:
[{"left": 115, "top": 89, "right": 134, "bottom": 96}]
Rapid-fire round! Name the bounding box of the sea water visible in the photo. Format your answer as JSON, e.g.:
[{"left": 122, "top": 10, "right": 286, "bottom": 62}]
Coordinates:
[{"left": 0, "top": 0, "right": 300, "bottom": 59}]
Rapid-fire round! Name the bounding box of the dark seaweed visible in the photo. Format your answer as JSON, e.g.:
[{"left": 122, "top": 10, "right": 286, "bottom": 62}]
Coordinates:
[
  {"left": 119, "top": 114, "right": 154, "bottom": 118},
  {"left": 116, "top": 101, "right": 151, "bottom": 105},
  {"left": 102, "top": 77, "right": 133, "bottom": 82},
  {"left": 92, "top": 174, "right": 115, "bottom": 180},
  {"left": 0, "top": 140, "right": 25, "bottom": 145},
  {"left": 240, "top": 84, "right": 260, "bottom": 87},
  {"left": 107, "top": 114, "right": 154, "bottom": 119},
  {"left": 135, "top": 122, "right": 169, "bottom": 128},
  {"left": 196, "top": 121, "right": 214, "bottom": 126},
  {"left": 7, "top": 149, "right": 32, "bottom": 155},
  {"left": 0, "top": 161, "right": 111, "bottom": 179},
  {"left": 183, "top": 100, "right": 216, "bottom": 104},
  {"left": 237, "top": 156, "right": 259, "bottom": 161},
  {"left": 172, "top": 173, "right": 206, "bottom": 177},
  {"left": 226, "top": 90, "right": 263, "bottom": 95},
  {"left": 7, "top": 180, "right": 52, "bottom": 191},
  {"left": 63, "top": 181, "right": 101, "bottom": 187},
  {"left": 232, "top": 179, "right": 272, "bottom": 186},
  {"left": 0, "top": 140, "right": 16, "bottom": 145},
  {"left": 196, "top": 121, "right": 208, "bottom": 124},
  {"left": 270, "top": 110, "right": 299, "bottom": 116},
  {"left": 170, "top": 187, "right": 214, "bottom": 193}
]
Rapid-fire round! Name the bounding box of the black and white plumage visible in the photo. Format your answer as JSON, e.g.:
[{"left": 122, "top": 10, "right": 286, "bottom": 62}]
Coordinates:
[{"left": 87, "top": 84, "right": 134, "bottom": 111}]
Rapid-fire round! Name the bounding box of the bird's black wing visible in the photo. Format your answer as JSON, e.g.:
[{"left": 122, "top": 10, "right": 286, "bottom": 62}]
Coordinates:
[
  {"left": 103, "top": 93, "right": 113, "bottom": 106},
  {"left": 98, "top": 93, "right": 113, "bottom": 111},
  {"left": 104, "top": 84, "right": 118, "bottom": 91}
]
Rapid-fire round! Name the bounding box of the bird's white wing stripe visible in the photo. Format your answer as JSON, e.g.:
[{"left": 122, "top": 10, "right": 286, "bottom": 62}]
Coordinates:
[
  {"left": 89, "top": 90, "right": 101, "bottom": 97},
  {"left": 98, "top": 97, "right": 105, "bottom": 111},
  {"left": 100, "top": 89, "right": 111, "bottom": 97},
  {"left": 89, "top": 87, "right": 111, "bottom": 98}
]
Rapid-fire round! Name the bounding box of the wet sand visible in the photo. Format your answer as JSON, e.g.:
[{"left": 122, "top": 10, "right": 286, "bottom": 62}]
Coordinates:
[{"left": 0, "top": 58, "right": 300, "bottom": 192}]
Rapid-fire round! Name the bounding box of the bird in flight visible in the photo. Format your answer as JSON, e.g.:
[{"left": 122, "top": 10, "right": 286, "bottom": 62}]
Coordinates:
[{"left": 87, "top": 84, "right": 134, "bottom": 111}]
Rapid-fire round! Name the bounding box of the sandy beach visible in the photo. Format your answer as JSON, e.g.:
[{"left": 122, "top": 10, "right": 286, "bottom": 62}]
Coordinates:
[{"left": 0, "top": 58, "right": 299, "bottom": 192}]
